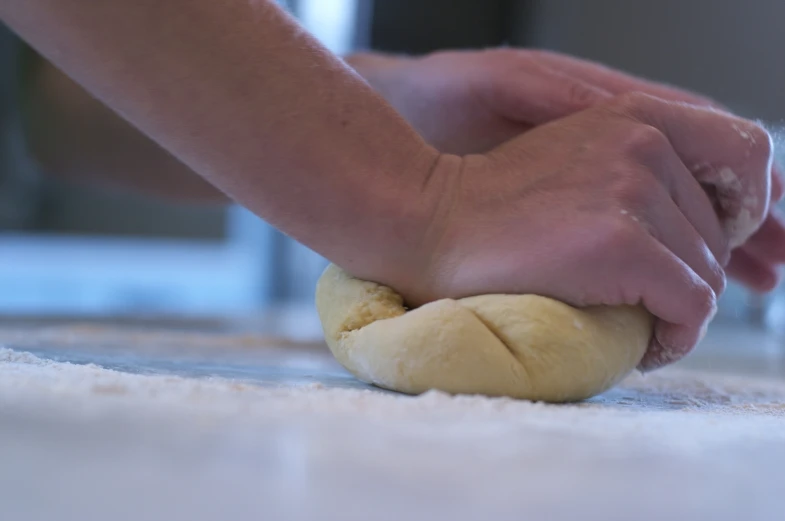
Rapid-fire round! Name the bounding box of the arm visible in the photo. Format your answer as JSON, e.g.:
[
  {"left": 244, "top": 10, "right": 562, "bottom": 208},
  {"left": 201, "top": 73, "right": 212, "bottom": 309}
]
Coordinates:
[
  {"left": 1, "top": 0, "right": 439, "bottom": 281},
  {"left": 20, "top": 52, "right": 400, "bottom": 204},
  {"left": 20, "top": 51, "right": 412, "bottom": 204},
  {"left": 18, "top": 51, "right": 410, "bottom": 204},
  {"left": 0, "top": 0, "right": 775, "bottom": 370}
]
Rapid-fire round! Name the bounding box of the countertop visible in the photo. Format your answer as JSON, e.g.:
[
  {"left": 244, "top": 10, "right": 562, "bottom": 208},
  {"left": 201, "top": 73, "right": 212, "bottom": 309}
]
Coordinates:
[{"left": 1, "top": 311, "right": 785, "bottom": 521}]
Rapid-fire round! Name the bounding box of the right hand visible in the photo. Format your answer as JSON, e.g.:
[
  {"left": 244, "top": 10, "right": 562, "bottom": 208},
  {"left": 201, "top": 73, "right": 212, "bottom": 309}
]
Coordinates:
[
  {"left": 387, "top": 93, "right": 773, "bottom": 371},
  {"left": 349, "top": 49, "right": 785, "bottom": 295}
]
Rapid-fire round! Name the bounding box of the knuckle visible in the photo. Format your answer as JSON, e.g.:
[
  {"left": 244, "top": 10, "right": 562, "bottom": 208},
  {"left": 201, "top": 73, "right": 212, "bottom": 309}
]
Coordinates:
[
  {"left": 594, "top": 216, "right": 641, "bottom": 253},
  {"left": 610, "top": 170, "right": 658, "bottom": 209},
  {"left": 623, "top": 123, "right": 669, "bottom": 155},
  {"left": 693, "top": 240, "right": 727, "bottom": 296},
  {"left": 690, "top": 281, "right": 718, "bottom": 322},
  {"left": 723, "top": 121, "right": 774, "bottom": 173},
  {"left": 715, "top": 268, "right": 728, "bottom": 296},
  {"left": 566, "top": 80, "right": 601, "bottom": 106},
  {"left": 706, "top": 258, "right": 727, "bottom": 296},
  {"left": 610, "top": 91, "right": 657, "bottom": 113},
  {"left": 746, "top": 124, "right": 774, "bottom": 158}
]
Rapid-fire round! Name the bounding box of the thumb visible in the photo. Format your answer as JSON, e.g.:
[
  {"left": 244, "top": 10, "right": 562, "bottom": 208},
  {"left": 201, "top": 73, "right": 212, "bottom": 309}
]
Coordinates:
[{"left": 486, "top": 64, "right": 612, "bottom": 125}]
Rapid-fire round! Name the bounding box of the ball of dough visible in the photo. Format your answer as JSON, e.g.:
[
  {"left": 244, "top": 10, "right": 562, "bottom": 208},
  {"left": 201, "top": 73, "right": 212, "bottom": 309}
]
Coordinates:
[{"left": 315, "top": 264, "right": 653, "bottom": 402}]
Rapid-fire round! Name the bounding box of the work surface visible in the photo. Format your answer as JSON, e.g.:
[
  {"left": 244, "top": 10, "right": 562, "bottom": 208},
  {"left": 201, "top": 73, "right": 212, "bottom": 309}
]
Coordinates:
[{"left": 2, "top": 313, "right": 785, "bottom": 521}]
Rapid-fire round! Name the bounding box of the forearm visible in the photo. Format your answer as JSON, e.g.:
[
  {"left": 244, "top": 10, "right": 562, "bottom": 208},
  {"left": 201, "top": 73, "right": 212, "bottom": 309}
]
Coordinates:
[
  {"left": 22, "top": 50, "right": 412, "bottom": 206},
  {"left": 1, "top": 0, "right": 438, "bottom": 275},
  {"left": 22, "top": 52, "right": 405, "bottom": 204},
  {"left": 21, "top": 52, "right": 403, "bottom": 204},
  {"left": 23, "top": 54, "right": 227, "bottom": 203}
]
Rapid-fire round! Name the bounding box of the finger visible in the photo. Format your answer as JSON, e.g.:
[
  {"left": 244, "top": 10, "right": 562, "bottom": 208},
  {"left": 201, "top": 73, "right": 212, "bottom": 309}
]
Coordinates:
[
  {"left": 627, "top": 143, "right": 728, "bottom": 370},
  {"left": 530, "top": 49, "right": 722, "bottom": 110},
  {"left": 630, "top": 140, "right": 729, "bottom": 265},
  {"left": 533, "top": 50, "right": 784, "bottom": 205},
  {"left": 726, "top": 248, "right": 780, "bottom": 292},
  {"left": 611, "top": 93, "right": 774, "bottom": 248},
  {"left": 736, "top": 210, "right": 785, "bottom": 264},
  {"left": 486, "top": 61, "right": 611, "bottom": 124},
  {"left": 630, "top": 239, "right": 717, "bottom": 371},
  {"left": 628, "top": 180, "right": 726, "bottom": 298}
]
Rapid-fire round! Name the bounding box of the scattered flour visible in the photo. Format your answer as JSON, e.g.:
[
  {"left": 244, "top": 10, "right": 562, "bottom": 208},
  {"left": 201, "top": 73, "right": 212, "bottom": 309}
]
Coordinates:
[
  {"left": 2, "top": 347, "right": 785, "bottom": 448},
  {"left": 2, "top": 345, "right": 785, "bottom": 521}
]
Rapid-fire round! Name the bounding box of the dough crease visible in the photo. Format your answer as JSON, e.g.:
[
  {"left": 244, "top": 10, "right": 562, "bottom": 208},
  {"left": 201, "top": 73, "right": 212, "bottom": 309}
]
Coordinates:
[{"left": 316, "top": 264, "right": 653, "bottom": 402}]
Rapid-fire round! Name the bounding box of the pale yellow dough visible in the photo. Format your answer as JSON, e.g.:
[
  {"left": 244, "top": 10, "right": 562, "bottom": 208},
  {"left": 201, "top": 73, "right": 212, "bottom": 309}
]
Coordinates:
[{"left": 315, "top": 264, "right": 654, "bottom": 402}]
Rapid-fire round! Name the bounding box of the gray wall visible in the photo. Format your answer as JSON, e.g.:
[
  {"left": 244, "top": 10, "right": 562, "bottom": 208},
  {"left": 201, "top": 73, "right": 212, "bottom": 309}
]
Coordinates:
[
  {"left": 0, "top": 25, "right": 40, "bottom": 230},
  {"left": 520, "top": 0, "right": 785, "bottom": 121}
]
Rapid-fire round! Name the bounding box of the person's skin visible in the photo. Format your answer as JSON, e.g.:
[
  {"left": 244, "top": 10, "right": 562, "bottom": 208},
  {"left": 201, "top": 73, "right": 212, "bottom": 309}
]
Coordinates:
[
  {"left": 24, "top": 47, "right": 785, "bottom": 291},
  {"left": 348, "top": 49, "right": 785, "bottom": 293},
  {"left": 0, "top": 0, "right": 776, "bottom": 370}
]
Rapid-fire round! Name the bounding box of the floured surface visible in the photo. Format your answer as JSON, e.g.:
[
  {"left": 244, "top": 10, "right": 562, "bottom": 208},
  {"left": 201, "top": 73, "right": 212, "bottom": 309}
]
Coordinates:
[
  {"left": 4, "top": 346, "right": 785, "bottom": 419},
  {"left": 2, "top": 323, "right": 785, "bottom": 521}
]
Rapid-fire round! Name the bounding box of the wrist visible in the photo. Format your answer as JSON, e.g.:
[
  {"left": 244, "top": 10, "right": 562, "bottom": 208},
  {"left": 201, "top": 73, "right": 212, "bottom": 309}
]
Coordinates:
[
  {"left": 353, "top": 150, "right": 465, "bottom": 305},
  {"left": 335, "top": 141, "right": 441, "bottom": 278}
]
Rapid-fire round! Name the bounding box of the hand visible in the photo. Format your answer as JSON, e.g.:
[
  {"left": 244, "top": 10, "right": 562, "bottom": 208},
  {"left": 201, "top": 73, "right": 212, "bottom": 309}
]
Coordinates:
[
  {"left": 389, "top": 93, "right": 772, "bottom": 371},
  {"left": 513, "top": 50, "right": 785, "bottom": 293},
  {"left": 348, "top": 48, "right": 785, "bottom": 293},
  {"left": 348, "top": 48, "right": 608, "bottom": 155}
]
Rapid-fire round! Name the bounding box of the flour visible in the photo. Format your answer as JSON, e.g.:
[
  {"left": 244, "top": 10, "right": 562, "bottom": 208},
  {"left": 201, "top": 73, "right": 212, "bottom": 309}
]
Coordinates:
[
  {"left": 3, "top": 346, "right": 785, "bottom": 521},
  {"left": 2, "top": 347, "right": 785, "bottom": 448},
  {"left": 693, "top": 165, "right": 762, "bottom": 248},
  {"left": 732, "top": 123, "right": 755, "bottom": 143},
  {"left": 0, "top": 348, "right": 53, "bottom": 365}
]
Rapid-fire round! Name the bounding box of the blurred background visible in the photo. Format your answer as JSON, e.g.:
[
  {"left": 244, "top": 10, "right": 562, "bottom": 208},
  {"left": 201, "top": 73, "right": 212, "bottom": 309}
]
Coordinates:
[{"left": 0, "top": 0, "right": 783, "bottom": 326}]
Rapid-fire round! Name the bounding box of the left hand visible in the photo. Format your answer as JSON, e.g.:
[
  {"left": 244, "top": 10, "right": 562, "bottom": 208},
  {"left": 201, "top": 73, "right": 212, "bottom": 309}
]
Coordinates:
[{"left": 347, "top": 48, "right": 785, "bottom": 293}]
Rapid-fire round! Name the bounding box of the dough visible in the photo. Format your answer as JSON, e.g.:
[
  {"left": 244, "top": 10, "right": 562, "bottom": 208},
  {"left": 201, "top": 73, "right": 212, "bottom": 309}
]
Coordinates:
[
  {"left": 314, "top": 160, "right": 762, "bottom": 402},
  {"left": 315, "top": 264, "right": 653, "bottom": 402}
]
